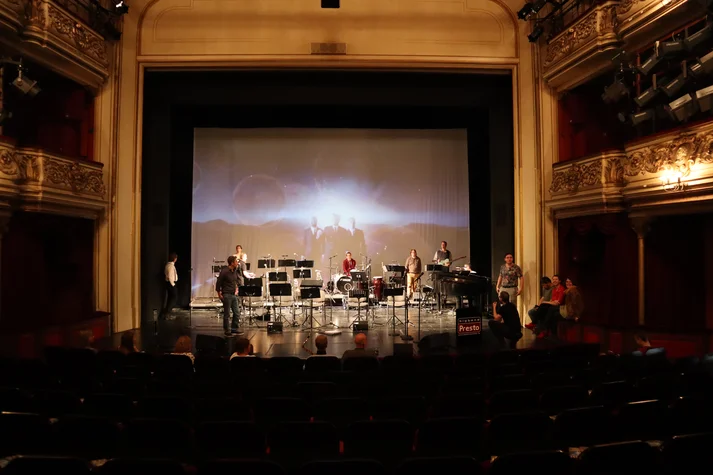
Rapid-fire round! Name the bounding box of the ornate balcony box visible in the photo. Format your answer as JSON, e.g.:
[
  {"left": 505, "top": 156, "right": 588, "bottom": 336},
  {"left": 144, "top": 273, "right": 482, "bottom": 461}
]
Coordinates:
[
  {"left": 0, "top": 138, "right": 107, "bottom": 218},
  {"left": 548, "top": 120, "right": 713, "bottom": 218},
  {"left": 542, "top": 1, "right": 622, "bottom": 92},
  {"left": 548, "top": 151, "right": 627, "bottom": 218},
  {"left": 0, "top": 0, "right": 110, "bottom": 90}
]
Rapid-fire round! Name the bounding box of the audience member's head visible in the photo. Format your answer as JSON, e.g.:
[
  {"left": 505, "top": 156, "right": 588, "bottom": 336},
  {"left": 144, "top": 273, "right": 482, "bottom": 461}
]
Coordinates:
[
  {"left": 315, "top": 335, "right": 328, "bottom": 354},
  {"left": 634, "top": 332, "right": 651, "bottom": 348},
  {"left": 354, "top": 333, "right": 367, "bottom": 349},
  {"left": 499, "top": 291, "right": 511, "bottom": 304},
  {"left": 565, "top": 277, "right": 575, "bottom": 289},
  {"left": 174, "top": 335, "right": 192, "bottom": 353},
  {"left": 540, "top": 276, "right": 552, "bottom": 288},
  {"left": 78, "top": 329, "right": 96, "bottom": 349},
  {"left": 169, "top": 252, "right": 178, "bottom": 262},
  {"left": 234, "top": 337, "right": 251, "bottom": 355},
  {"left": 552, "top": 274, "right": 561, "bottom": 286},
  {"left": 119, "top": 330, "right": 137, "bottom": 354}
]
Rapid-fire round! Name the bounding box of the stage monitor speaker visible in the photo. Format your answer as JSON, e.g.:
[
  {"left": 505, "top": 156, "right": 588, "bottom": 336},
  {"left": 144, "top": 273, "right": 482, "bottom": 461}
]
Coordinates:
[
  {"left": 353, "top": 322, "right": 368, "bottom": 332},
  {"left": 321, "top": 0, "right": 339, "bottom": 7},
  {"left": 196, "top": 334, "right": 227, "bottom": 355},
  {"left": 268, "top": 321, "right": 283, "bottom": 334}
]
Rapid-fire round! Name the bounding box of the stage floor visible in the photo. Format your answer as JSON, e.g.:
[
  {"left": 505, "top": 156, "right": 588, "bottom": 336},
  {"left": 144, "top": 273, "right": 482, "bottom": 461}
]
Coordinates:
[{"left": 140, "top": 305, "right": 547, "bottom": 357}]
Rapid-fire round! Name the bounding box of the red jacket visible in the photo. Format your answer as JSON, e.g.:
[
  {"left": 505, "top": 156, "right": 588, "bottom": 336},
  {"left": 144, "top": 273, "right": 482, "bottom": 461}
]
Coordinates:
[{"left": 342, "top": 258, "right": 356, "bottom": 274}]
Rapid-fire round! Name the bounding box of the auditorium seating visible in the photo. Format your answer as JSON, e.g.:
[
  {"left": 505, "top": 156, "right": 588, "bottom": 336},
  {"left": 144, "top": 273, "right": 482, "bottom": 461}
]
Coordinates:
[{"left": 0, "top": 344, "right": 711, "bottom": 474}]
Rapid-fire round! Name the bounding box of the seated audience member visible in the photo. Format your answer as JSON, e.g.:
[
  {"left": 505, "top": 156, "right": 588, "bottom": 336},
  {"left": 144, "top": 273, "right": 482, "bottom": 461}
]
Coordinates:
[
  {"left": 315, "top": 334, "right": 328, "bottom": 355},
  {"left": 171, "top": 335, "right": 195, "bottom": 364},
  {"left": 342, "top": 333, "right": 377, "bottom": 358},
  {"left": 78, "top": 329, "right": 98, "bottom": 352},
  {"left": 230, "top": 337, "right": 255, "bottom": 359},
  {"left": 490, "top": 291, "right": 523, "bottom": 348},
  {"left": 525, "top": 276, "right": 552, "bottom": 330},
  {"left": 532, "top": 275, "right": 565, "bottom": 339},
  {"left": 633, "top": 332, "right": 653, "bottom": 355},
  {"left": 119, "top": 330, "right": 139, "bottom": 355},
  {"left": 560, "top": 278, "right": 584, "bottom": 322}
]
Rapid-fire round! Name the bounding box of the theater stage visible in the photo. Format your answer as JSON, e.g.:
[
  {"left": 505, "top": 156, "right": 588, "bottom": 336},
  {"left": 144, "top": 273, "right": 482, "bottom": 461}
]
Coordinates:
[{"left": 139, "top": 307, "right": 547, "bottom": 357}]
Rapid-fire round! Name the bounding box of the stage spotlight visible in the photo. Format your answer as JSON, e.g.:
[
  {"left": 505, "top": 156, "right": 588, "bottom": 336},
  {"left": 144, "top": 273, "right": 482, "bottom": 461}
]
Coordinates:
[
  {"left": 602, "top": 79, "right": 629, "bottom": 104},
  {"left": 659, "top": 39, "right": 684, "bottom": 57},
  {"left": 12, "top": 71, "right": 40, "bottom": 97},
  {"left": 530, "top": 0, "right": 548, "bottom": 14},
  {"left": 659, "top": 73, "right": 687, "bottom": 98},
  {"left": 528, "top": 24, "right": 544, "bottom": 42},
  {"left": 685, "top": 23, "right": 713, "bottom": 51},
  {"left": 696, "top": 84, "right": 713, "bottom": 112},
  {"left": 699, "top": 49, "right": 713, "bottom": 74},
  {"left": 637, "top": 53, "right": 662, "bottom": 76},
  {"left": 634, "top": 85, "right": 660, "bottom": 107},
  {"left": 321, "top": 0, "right": 339, "bottom": 7},
  {"left": 666, "top": 93, "right": 698, "bottom": 121},
  {"left": 115, "top": 0, "right": 128, "bottom": 14},
  {"left": 517, "top": 2, "right": 534, "bottom": 19},
  {"left": 631, "top": 109, "right": 656, "bottom": 125}
]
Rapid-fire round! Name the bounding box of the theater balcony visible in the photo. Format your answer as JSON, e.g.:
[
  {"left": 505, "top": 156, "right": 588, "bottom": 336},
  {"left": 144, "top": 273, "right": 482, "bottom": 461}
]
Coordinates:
[
  {"left": 0, "top": 0, "right": 116, "bottom": 89},
  {"left": 548, "top": 120, "right": 713, "bottom": 218},
  {"left": 539, "top": 0, "right": 703, "bottom": 92}
]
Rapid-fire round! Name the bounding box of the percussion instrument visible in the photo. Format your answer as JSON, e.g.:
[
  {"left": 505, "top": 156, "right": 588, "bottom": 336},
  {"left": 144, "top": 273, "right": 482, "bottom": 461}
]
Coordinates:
[
  {"left": 336, "top": 276, "right": 353, "bottom": 293},
  {"left": 372, "top": 276, "right": 384, "bottom": 301}
]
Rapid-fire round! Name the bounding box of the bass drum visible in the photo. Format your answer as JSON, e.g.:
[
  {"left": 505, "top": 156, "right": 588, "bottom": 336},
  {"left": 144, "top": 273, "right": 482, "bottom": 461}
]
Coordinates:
[
  {"left": 336, "top": 276, "right": 353, "bottom": 293},
  {"left": 372, "top": 276, "right": 384, "bottom": 301}
]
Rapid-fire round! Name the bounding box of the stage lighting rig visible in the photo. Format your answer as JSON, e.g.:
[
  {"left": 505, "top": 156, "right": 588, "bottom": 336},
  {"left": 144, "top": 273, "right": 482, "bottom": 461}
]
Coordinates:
[
  {"left": 528, "top": 24, "right": 544, "bottom": 42},
  {"left": 2, "top": 58, "right": 41, "bottom": 97},
  {"left": 666, "top": 93, "right": 698, "bottom": 121},
  {"left": 685, "top": 23, "right": 713, "bottom": 51},
  {"left": 517, "top": 0, "right": 547, "bottom": 20},
  {"left": 696, "top": 84, "right": 713, "bottom": 111},
  {"left": 602, "top": 78, "right": 630, "bottom": 104}
]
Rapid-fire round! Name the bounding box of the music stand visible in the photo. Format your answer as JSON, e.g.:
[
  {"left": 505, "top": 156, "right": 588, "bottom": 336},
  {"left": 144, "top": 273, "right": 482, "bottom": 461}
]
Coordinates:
[
  {"left": 296, "top": 260, "right": 314, "bottom": 268},
  {"left": 384, "top": 287, "right": 404, "bottom": 337},
  {"left": 258, "top": 259, "right": 276, "bottom": 269},
  {"left": 300, "top": 287, "right": 322, "bottom": 331},
  {"left": 347, "top": 270, "right": 368, "bottom": 327},
  {"left": 293, "top": 268, "right": 311, "bottom": 279},
  {"left": 239, "top": 285, "right": 262, "bottom": 328},
  {"left": 269, "top": 283, "right": 293, "bottom": 325},
  {"left": 259, "top": 258, "right": 275, "bottom": 318}
]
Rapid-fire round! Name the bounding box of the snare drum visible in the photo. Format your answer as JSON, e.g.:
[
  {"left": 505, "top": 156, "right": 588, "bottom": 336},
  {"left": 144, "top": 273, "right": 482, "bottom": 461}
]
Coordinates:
[{"left": 372, "top": 276, "right": 384, "bottom": 301}]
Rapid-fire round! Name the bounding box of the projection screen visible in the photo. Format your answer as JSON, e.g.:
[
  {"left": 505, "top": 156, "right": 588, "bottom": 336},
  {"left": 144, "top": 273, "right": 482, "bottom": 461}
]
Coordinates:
[{"left": 191, "top": 128, "right": 470, "bottom": 298}]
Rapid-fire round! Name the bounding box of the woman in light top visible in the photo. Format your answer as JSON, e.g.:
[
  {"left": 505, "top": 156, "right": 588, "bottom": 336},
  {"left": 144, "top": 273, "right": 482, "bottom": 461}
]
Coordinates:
[{"left": 234, "top": 244, "right": 247, "bottom": 262}]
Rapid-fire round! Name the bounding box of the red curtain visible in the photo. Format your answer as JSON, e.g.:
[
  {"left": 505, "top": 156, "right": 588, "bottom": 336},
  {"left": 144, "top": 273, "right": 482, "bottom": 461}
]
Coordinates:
[
  {"left": 645, "top": 213, "right": 713, "bottom": 331},
  {"left": 1, "top": 212, "right": 95, "bottom": 332},
  {"left": 558, "top": 213, "right": 638, "bottom": 327}
]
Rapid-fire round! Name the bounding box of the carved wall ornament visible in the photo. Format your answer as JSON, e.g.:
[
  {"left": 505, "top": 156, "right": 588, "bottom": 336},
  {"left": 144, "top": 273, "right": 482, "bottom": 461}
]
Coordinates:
[
  {"left": 545, "top": 12, "right": 599, "bottom": 67},
  {"left": 616, "top": 0, "right": 640, "bottom": 15},
  {"left": 624, "top": 132, "right": 707, "bottom": 178},
  {"left": 550, "top": 158, "right": 604, "bottom": 194},
  {"left": 47, "top": 4, "right": 108, "bottom": 64},
  {"left": 0, "top": 141, "right": 106, "bottom": 199}
]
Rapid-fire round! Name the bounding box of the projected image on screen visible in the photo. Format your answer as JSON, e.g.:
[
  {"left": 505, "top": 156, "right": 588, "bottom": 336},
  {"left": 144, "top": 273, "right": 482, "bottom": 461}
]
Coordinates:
[{"left": 191, "top": 128, "right": 470, "bottom": 297}]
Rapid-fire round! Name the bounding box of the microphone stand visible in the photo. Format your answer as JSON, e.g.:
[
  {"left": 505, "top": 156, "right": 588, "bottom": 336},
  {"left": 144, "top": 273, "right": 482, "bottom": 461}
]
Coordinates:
[
  {"left": 323, "top": 255, "right": 339, "bottom": 329},
  {"left": 401, "top": 285, "right": 413, "bottom": 341}
]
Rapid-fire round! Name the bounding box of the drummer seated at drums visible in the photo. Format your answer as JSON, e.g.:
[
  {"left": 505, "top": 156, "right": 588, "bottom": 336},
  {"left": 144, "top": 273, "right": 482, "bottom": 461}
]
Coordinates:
[{"left": 342, "top": 251, "right": 357, "bottom": 275}]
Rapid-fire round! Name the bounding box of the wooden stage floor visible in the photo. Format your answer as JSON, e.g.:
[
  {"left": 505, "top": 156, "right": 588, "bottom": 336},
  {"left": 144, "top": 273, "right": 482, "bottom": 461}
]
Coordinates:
[{"left": 140, "top": 304, "right": 547, "bottom": 357}]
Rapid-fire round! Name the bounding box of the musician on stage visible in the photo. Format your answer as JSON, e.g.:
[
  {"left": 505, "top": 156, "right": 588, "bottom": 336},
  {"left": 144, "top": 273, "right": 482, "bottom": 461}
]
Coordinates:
[
  {"left": 342, "top": 251, "right": 357, "bottom": 275},
  {"left": 405, "top": 249, "right": 422, "bottom": 298},
  {"left": 433, "top": 241, "right": 453, "bottom": 266},
  {"left": 233, "top": 245, "right": 247, "bottom": 262},
  {"left": 216, "top": 255, "right": 245, "bottom": 336}
]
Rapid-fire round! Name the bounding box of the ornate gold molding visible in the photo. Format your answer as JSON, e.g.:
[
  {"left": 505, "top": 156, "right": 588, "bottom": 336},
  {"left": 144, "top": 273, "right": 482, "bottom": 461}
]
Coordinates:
[
  {"left": 542, "top": 2, "right": 621, "bottom": 91},
  {"left": 0, "top": 139, "right": 107, "bottom": 217},
  {"left": 548, "top": 121, "right": 713, "bottom": 218},
  {"left": 624, "top": 131, "right": 713, "bottom": 179},
  {"left": 550, "top": 152, "right": 626, "bottom": 194},
  {"left": 0, "top": 0, "right": 110, "bottom": 89}
]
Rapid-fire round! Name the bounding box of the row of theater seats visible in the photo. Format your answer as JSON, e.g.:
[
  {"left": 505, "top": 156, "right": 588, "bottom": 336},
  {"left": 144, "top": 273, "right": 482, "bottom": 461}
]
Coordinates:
[{"left": 1, "top": 435, "right": 712, "bottom": 474}]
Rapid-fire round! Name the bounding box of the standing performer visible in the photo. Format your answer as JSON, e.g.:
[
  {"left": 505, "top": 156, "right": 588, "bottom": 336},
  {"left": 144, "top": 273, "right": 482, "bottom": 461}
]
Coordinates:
[
  {"left": 405, "top": 249, "right": 422, "bottom": 298},
  {"left": 233, "top": 244, "right": 247, "bottom": 262},
  {"left": 161, "top": 252, "right": 178, "bottom": 319},
  {"left": 216, "top": 255, "right": 245, "bottom": 336},
  {"left": 342, "top": 251, "right": 357, "bottom": 275},
  {"left": 496, "top": 252, "right": 523, "bottom": 306},
  {"left": 433, "top": 241, "right": 453, "bottom": 267}
]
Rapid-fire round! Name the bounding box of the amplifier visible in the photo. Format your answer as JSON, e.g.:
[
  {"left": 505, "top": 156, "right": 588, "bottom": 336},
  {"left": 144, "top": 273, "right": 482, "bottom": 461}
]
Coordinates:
[
  {"left": 267, "top": 321, "right": 283, "bottom": 334},
  {"left": 301, "top": 280, "right": 323, "bottom": 287},
  {"left": 353, "top": 322, "right": 368, "bottom": 332}
]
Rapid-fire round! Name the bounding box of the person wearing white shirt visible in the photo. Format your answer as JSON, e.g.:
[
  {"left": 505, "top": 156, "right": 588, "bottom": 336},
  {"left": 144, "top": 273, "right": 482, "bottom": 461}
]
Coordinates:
[
  {"left": 233, "top": 244, "right": 247, "bottom": 263},
  {"left": 161, "top": 252, "right": 178, "bottom": 319}
]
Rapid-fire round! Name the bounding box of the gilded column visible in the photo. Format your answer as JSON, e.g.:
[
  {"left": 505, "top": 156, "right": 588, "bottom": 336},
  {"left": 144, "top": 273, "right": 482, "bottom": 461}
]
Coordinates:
[{"left": 630, "top": 217, "right": 652, "bottom": 326}]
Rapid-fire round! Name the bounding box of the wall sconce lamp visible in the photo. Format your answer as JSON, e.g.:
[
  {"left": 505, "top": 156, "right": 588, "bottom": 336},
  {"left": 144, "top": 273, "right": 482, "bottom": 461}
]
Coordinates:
[{"left": 660, "top": 167, "right": 687, "bottom": 191}]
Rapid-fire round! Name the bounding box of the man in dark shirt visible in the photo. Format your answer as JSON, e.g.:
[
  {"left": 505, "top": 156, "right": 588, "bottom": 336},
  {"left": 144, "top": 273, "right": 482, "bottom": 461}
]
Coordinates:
[
  {"left": 216, "top": 255, "right": 245, "bottom": 336},
  {"left": 433, "top": 240, "right": 452, "bottom": 266},
  {"left": 490, "top": 291, "right": 522, "bottom": 348}
]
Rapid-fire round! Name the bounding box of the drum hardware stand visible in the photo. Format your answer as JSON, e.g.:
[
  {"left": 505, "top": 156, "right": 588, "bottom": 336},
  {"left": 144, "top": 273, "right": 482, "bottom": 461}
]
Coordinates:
[
  {"left": 299, "top": 287, "right": 322, "bottom": 331},
  {"left": 323, "top": 255, "right": 340, "bottom": 328},
  {"left": 384, "top": 287, "right": 404, "bottom": 336},
  {"left": 258, "top": 256, "right": 275, "bottom": 321}
]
